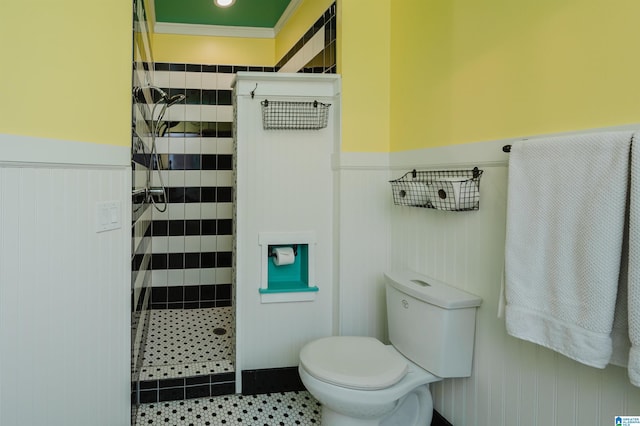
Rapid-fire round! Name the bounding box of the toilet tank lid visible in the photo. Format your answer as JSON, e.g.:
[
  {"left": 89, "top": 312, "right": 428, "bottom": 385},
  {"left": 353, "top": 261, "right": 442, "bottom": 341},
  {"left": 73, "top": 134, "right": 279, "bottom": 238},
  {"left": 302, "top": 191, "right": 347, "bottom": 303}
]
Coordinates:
[{"left": 385, "top": 270, "right": 482, "bottom": 309}]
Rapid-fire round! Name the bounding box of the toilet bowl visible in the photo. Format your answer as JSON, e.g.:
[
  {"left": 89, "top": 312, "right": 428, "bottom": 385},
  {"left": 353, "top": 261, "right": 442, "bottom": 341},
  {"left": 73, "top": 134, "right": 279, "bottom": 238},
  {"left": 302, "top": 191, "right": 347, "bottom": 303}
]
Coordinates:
[
  {"left": 298, "top": 271, "right": 482, "bottom": 426},
  {"left": 299, "top": 336, "right": 439, "bottom": 426}
]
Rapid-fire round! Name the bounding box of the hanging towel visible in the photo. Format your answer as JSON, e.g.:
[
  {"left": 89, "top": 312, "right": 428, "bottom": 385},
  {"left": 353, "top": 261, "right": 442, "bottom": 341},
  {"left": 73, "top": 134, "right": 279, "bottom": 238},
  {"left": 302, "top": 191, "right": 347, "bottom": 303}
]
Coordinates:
[
  {"left": 504, "top": 131, "right": 632, "bottom": 368},
  {"left": 628, "top": 135, "right": 640, "bottom": 385},
  {"left": 610, "top": 216, "right": 630, "bottom": 368}
]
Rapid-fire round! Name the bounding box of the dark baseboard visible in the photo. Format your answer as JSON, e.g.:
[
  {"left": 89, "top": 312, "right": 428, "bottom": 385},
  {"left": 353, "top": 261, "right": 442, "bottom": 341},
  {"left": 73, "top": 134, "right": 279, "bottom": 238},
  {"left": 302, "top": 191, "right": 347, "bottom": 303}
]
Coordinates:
[
  {"left": 432, "top": 410, "right": 453, "bottom": 426},
  {"left": 241, "top": 367, "right": 306, "bottom": 395},
  {"left": 134, "top": 372, "right": 235, "bottom": 404}
]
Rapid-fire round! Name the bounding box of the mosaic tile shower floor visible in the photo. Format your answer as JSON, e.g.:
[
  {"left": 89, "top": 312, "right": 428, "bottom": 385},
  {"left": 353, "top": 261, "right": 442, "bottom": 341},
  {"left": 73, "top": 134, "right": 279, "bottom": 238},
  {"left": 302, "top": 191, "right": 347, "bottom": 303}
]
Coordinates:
[
  {"left": 140, "top": 307, "right": 234, "bottom": 381},
  {"left": 135, "top": 391, "right": 321, "bottom": 425}
]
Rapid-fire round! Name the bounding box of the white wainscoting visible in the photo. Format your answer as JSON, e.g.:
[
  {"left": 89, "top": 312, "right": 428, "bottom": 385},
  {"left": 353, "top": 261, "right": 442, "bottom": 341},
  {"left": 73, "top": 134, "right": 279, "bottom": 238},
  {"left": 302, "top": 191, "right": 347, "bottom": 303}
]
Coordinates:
[
  {"left": 0, "top": 137, "right": 130, "bottom": 426},
  {"left": 336, "top": 133, "right": 640, "bottom": 425},
  {"left": 334, "top": 152, "right": 391, "bottom": 339}
]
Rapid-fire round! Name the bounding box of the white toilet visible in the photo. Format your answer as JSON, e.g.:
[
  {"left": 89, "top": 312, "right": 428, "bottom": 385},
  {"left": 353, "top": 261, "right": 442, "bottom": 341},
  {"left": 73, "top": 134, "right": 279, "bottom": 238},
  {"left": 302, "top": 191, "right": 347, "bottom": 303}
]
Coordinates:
[{"left": 298, "top": 270, "right": 482, "bottom": 426}]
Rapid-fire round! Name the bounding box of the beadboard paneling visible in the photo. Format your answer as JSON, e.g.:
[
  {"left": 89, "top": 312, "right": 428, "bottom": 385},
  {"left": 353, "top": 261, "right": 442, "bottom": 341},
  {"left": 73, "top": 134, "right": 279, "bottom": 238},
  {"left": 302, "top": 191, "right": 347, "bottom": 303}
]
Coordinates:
[
  {"left": 0, "top": 159, "right": 130, "bottom": 426},
  {"left": 335, "top": 155, "right": 391, "bottom": 339},
  {"left": 391, "top": 143, "right": 640, "bottom": 425}
]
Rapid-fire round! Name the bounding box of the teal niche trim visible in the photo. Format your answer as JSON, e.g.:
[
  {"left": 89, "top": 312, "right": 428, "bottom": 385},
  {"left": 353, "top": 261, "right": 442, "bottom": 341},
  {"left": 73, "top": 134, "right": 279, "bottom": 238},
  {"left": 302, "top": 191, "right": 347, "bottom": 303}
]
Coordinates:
[
  {"left": 259, "top": 285, "right": 319, "bottom": 294},
  {"left": 266, "top": 244, "right": 312, "bottom": 293}
]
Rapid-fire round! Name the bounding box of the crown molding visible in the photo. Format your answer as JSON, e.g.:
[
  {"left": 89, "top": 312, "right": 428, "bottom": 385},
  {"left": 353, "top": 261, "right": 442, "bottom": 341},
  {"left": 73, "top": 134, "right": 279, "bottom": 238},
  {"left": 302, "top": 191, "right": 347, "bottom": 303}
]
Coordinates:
[{"left": 154, "top": 22, "right": 275, "bottom": 38}]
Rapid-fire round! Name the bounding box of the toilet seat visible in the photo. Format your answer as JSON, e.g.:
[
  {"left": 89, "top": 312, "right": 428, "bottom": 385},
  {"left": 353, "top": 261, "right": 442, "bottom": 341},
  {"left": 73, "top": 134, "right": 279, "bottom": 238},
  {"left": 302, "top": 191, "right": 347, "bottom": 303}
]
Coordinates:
[{"left": 299, "top": 336, "right": 408, "bottom": 390}]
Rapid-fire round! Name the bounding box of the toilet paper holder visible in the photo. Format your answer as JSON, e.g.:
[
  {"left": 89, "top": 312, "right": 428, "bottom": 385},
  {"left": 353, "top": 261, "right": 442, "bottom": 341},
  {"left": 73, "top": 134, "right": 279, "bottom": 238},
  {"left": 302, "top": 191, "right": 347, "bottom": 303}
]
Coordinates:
[
  {"left": 268, "top": 244, "right": 298, "bottom": 258},
  {"left": 389, "top": 167, "right": 483, "bottom": 211},
  {"left": 258, "top": 232, "right": 318, "bottom": 303}
]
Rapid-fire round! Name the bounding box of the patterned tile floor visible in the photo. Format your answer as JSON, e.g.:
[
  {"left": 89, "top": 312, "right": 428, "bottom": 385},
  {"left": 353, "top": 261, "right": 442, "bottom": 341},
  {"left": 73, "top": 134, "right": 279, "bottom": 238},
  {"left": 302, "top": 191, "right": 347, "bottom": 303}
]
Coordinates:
[
  {"left": 135, "top": 391, "right": 322, "bottom": 425},
  {"left": 140, "top": 307, "right": 234, "bottom": 381}
]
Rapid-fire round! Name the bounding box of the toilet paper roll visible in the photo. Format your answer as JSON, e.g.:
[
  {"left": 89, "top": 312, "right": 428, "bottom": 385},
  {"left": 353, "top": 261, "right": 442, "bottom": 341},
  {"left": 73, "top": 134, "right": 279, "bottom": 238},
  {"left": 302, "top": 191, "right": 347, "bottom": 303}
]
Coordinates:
[
  {"left": 428, "top": 180, "right": 462, "bottom": 210},
  {"left": 398, "top": 186, "right": 430, "bottom": 206},
  {"left": 429, "top": 179, "right": 480, "bottom": 210},
  {"left": 458, "top": 180, "right": 480, "bottom": 209},
  {"left": 272, "top": 247, "right": 295, "bottom": 266}
]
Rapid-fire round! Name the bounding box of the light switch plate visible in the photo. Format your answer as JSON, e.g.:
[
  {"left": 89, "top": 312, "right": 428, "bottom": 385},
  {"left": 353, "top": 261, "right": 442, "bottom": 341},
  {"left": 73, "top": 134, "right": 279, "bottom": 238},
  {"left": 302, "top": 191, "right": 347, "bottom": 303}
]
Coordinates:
[{"left": 95, "top": 201, "right": 121, "bottom": 233}]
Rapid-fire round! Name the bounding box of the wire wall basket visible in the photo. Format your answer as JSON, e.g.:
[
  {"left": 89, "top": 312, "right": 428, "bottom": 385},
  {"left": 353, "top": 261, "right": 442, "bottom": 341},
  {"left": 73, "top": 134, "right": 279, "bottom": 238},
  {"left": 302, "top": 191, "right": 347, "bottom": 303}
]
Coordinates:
[
  {"left": 260, "top": 99, "right": 331, "bottom": 130},
  {"left": 389, "top": 167, "right": 483, "bottom": 211}
]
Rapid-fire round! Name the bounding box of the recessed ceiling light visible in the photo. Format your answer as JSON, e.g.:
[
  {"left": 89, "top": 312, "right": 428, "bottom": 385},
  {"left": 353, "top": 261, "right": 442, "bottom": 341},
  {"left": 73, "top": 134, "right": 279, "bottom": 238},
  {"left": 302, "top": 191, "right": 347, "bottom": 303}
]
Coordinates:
[{"left": 215, "top": 0, "right": 235, "bottom": 7}]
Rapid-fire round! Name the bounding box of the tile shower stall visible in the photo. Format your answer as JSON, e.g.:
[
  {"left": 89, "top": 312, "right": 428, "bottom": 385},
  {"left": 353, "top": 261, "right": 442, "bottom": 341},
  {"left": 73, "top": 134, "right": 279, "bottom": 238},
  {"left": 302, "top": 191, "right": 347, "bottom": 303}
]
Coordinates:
[
  {"left": 132, "top": 64, "right": 247, "bottom": 404},
  {"left": 131, "top": 0, "right": 337, "bottom": 415}
]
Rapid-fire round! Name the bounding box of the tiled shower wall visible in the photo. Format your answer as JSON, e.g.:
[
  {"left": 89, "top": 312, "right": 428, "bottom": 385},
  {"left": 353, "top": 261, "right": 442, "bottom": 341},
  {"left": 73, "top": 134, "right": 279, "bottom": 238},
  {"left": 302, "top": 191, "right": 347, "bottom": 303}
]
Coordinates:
[
  {"left": 148, "top": 63, "right": 237, "bottom": 309},
  {"left": 276, "top": 2, "right": 337, "bottom": 74}
]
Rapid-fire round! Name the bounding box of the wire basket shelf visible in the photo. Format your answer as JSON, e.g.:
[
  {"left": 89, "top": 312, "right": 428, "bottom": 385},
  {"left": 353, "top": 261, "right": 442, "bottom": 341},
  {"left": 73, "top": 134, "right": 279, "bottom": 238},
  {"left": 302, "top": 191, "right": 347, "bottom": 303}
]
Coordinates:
[
  {"left": 389, "top": 167, "right": 483, "bottom": 211},
  {"left": 260, "top": 99, "right": 331, "bottom": 130}
]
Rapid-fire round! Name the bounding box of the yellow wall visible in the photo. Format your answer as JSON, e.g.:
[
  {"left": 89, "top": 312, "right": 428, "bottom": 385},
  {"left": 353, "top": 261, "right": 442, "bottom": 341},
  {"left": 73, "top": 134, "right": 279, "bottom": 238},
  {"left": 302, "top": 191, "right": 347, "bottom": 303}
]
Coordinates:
[
  {"left": 339, "top": 0, "right": 391, "bottom": 152},
  {"left": 0, "top": 1, "right": 131, "bottom": 146},
  {"left": 153, "top": 34, "right": 274, "bottom": 66},
  {"left": 390, "top": 0, "right": 640, "bottom": 151},
  {"left": 389, "top": 0, "right": 452, "bottom": 152},
  {"left": 3, "top": 1, "right": 634, "bottom": 151}
]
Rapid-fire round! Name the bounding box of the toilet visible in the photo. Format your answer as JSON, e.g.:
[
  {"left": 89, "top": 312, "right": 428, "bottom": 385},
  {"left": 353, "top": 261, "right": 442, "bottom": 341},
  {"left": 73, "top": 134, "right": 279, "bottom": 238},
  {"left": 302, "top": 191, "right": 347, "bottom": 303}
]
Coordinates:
[{"left": 298, "top": 270, "right": 482, "bottom": 426}]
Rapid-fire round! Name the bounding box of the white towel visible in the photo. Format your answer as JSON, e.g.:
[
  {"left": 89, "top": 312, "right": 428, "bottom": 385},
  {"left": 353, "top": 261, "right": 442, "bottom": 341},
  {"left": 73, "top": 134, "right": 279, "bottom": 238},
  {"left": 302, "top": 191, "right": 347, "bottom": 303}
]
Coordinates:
[
  {"left": 505, "top": 131, "right": 632, "bottom": 368},
  {"left": 628, "top": 135, "right": 640, "bottom": 385},
  {"left": 497, "top": 263, "right": 506, "bottom": 319},
  {"left": 609, "top": 218, "right": 630, "bottom": 368}
]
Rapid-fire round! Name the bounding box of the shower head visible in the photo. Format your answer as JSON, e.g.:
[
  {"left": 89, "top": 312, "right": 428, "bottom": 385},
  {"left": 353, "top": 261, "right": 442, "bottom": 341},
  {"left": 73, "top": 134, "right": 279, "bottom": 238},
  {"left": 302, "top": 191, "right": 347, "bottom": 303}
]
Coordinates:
[
  {"left": 147, "top": 86, "right": 168, "bottom": 102},
  {"left": 134, "top": 86, "right": 184, "bottom": 106},
  {"left": 155, "top": 94, "right": 185, "bottom": 124},
  {"left": 166, "top": 93, "right": 186, "bottom": 106}
]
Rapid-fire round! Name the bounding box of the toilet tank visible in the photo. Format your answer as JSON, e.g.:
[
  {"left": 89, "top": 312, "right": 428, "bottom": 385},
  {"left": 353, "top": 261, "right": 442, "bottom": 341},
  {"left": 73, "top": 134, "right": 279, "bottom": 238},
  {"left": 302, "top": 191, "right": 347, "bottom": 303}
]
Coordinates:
[{"left": 385, "top": 270, "right": 482, "bottom": 378}]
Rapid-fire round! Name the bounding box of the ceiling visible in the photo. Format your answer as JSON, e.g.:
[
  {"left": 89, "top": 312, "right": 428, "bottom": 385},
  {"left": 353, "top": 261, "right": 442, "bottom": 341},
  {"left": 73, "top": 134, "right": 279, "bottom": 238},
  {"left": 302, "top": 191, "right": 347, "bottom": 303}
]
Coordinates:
[{"left": 153, "top": 0, "right": 299, "bottom": 37}]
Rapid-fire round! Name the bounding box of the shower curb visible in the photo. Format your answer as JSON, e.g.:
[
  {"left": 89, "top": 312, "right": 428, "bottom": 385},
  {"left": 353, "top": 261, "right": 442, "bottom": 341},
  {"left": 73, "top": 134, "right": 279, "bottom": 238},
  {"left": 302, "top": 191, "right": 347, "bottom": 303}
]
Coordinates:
[{"left": 134, "top": 372, "right": 235, "bottom": 404}]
